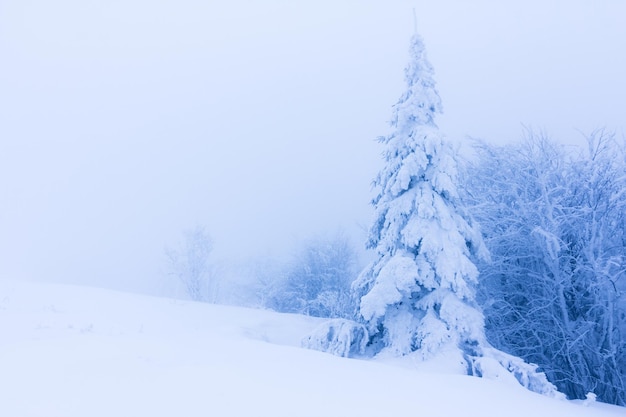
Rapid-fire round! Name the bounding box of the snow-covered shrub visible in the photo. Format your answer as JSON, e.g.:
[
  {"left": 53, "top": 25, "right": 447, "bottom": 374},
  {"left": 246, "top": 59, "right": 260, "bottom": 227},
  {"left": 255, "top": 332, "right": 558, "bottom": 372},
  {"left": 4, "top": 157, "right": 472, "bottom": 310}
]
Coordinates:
[
  {"left": 473, "top": 348, "right": 564, "bottom": 399},
  {"left": 267, "top": 233, "right": 358, "bottom": 319},
  {"left": 302, "top": 319, "right": 369, "bottom": 358},
  {"left": 463, "top": 131, "right": 626, "bottom": 405}
]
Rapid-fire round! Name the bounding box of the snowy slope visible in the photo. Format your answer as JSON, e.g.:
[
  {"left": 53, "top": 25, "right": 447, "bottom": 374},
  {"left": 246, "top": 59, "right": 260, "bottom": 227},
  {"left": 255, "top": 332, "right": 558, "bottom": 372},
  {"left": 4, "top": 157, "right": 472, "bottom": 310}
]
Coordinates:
[{"left": 0, "top": 280, "right": 622, "bottom": 417}]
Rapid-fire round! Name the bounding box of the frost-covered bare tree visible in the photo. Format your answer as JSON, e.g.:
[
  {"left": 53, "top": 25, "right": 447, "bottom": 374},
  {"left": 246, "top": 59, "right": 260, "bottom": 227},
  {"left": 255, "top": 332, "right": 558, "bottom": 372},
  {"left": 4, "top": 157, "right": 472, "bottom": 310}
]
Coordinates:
[
  {"left": 165, "top": 225, "right": 217, "bottom": 302},
  {"left": 464, "top": 131, "right": 626, "bottom": 405}
]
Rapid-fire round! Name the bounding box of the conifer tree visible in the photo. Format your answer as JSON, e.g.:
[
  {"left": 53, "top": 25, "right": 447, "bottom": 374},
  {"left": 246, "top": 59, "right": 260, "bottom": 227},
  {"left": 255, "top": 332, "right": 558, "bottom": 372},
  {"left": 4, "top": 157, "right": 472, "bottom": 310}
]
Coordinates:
[
  {"left": 352, "top": 32, "right": 487, "bottom": 358},
  {"left": 351, "top": 33, "right": 561, "bottom": 396}
]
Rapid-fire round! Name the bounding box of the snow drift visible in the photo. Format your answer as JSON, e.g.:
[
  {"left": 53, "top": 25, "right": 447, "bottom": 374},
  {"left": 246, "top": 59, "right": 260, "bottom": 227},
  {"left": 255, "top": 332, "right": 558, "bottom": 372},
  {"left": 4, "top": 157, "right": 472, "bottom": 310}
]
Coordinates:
[{"left": 0, "top": 279, "right": 622, "bottom": 417}]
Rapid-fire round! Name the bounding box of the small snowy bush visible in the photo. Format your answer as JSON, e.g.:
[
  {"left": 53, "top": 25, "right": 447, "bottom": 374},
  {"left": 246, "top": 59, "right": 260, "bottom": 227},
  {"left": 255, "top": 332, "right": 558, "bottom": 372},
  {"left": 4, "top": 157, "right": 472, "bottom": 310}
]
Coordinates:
[
  {"left": 302, "top": 319, "right": 369, "bottom": 358},
  {"left": 473, "top": 348, "right": 564, "bottom": 399}
]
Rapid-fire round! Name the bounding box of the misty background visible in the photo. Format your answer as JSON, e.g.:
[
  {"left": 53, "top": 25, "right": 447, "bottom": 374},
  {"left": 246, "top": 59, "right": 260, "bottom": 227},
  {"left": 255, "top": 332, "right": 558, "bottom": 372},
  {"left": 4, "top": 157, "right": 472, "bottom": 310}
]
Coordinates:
[{"left": 1, "top": 1, "right": 625, "bottom": 294}]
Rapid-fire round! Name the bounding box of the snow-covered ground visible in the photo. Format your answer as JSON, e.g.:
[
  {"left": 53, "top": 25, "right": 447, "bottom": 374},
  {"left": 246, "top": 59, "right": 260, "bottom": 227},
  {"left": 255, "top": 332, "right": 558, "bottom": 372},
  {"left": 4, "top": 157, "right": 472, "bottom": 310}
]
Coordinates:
[{"left": 0, "top": 280, "right": 622, "bottom": 417}]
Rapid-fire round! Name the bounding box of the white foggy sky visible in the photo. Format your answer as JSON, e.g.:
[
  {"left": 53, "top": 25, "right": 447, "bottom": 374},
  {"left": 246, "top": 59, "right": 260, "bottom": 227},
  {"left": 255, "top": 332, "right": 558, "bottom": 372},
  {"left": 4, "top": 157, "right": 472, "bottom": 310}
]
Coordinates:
[{"left": 1, "top": 1, "right": 625, "bottom": 293}]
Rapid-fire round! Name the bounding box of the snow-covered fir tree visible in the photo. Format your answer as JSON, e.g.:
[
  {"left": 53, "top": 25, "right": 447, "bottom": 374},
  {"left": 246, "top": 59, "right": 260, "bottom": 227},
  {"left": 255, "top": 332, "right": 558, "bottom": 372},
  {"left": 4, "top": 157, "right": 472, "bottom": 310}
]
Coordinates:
[
  {"left": 352, "top": 31, "right": 487, "bottom": 359},
  {"left": 346, "top": 32, "right": 561, "bottom": 396}
]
